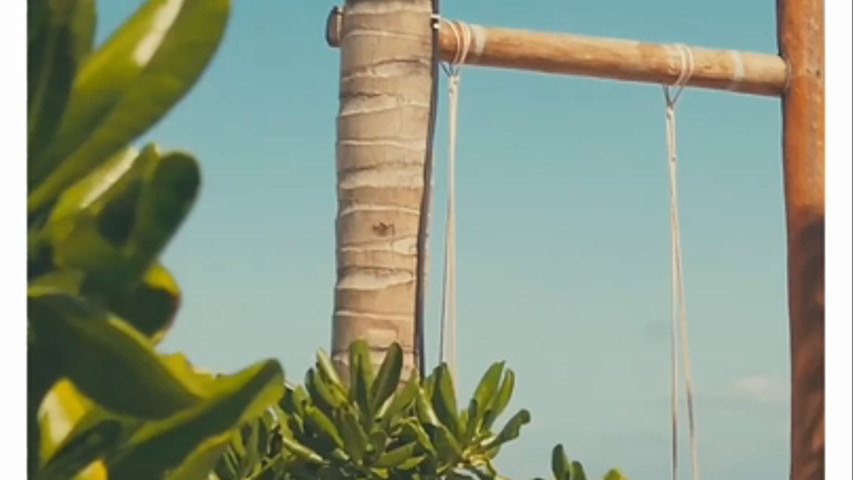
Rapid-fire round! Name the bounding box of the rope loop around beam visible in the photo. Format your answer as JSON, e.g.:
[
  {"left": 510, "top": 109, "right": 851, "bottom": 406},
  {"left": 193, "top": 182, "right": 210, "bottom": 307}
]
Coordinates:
[{"left": 661, "top": 42, "right": 700, "bottom": 480}]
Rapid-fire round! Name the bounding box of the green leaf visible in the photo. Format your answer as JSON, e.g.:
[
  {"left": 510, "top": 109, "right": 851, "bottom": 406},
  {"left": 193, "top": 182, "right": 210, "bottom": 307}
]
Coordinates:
[
  {"left": 431, "top": 364, "right": 460, "bottom": 438},
  {"left": 227, "top": 429, "right": 246, "bottom": 465},
  {"left": 462, "top": 401, "right": 478, "bottom": 445},
  {"left": 28, "top": 0, "right": 50, "bottom": 44},
  {"left": 28, "top": 0, "right": 95, "bottom": 160},
  {"left": 400, "top": 419, "right": 435, "bottom": 457},
  {"left": 35, "top": 419, "right": 121, "bottom": 480},
  {"left": 472, "top": 362, "right": 504, "bottom": 426},
  {"left": 480, "top": 409, "right": 530, "bottom": 451},
  {"left": 280, "top": 436, "right": 324, "bottom": 465},
  {"left": 569, "top": 461, "right": 587, "bottom": 480},
  {"left": 422, "top": 368, "right": 437, "bottom": 400},
  {"left": 305, "top": 368, "right": 340, "bottom": 414},
  {"left": 28, "top": 290, "right": 200, "bottom": 418},
  {"left": 482, "top": 369, "right": 514, "bottom": 430},
  {"left": 397, "top": 454, "right": 425, "bottom": 470},
  {"left": 29, "top": 262, "right": 180, "bottom": 345},
  {"left": 316, "top": 349, "right": 346, "bottom": 393},
  {"left": 304, "top": 406, "right": 344, "bottom": 450},
  {"left": 35, "top": 377, "right": 86, "bottom": 467},
  {"left": 377, "top": 373, "right": 418, "bottom": 428},
  {"left": 108, "top": 359, "right": 284, "bottom": 479},
  {"left": 164, "top": 432, "right": 232, "bottom": 480},
  {"left": 67, "top": 0, "right": 96, "bottom": 62},
  {"left": 374, "top": 442, "right": 416, "bottom": 468},
  {"left": 350, "top": 339, "right": 373, "bottom": 386},
  {"left": 27, "top": 269, "right": 85, "bottom": 296},
  {"left": 432, "top": 424, "right": 462, "bottom": 463},
  {"left": 279, "top": 384, "right": 308, "bottom": 418},
  {"left": 95, "top": 262, "right": 181, "bottom": 343},
  {"left": 551, "top": 444, "right": 571, "bottom": 480},
  {"left": 158, "top": 352, "right": 221, "bottom": 399},
  {"left": 370, "top": 343, "right": 402, "bottom": 412},
  {"left": 29, "top": 0, "right": 230, "bottom": 211},
  {"left": 217, "top": 442, "right": 241, "bottom": 479},
  {"left": 602, "top": 468, "right": 628, "bottom": 480},
  {"left": 46, "top": 399, "right": 146, "bottom": 465},
  {"left": 369, "top": 466, "right": 390, "bottom": 479},
  {"left": 37, "top": 144, "right": 140, "bottom": 249},
  {"left": 348, "top": 339, "right": 373, "bottom": 419},
  {"left": 240, "top": 421, "right": 261, "bottom": 477},
  {"left": 329, "top": 447, "right": 352, "bottom": 464},
  {"left": 45, "top": 145, "right": 200, "bottom": 289},
  {"left": 485, "top": 444, "right": 500, "bottom": 460},
  {"left": 368, "top": 428, "right": 388, "bottom": 458},
  {"left": 339, "top": 409, "right": 368, "bottom": 463},
  {"left": 415, "top": 387, "right": 440, "bottom": 428}
]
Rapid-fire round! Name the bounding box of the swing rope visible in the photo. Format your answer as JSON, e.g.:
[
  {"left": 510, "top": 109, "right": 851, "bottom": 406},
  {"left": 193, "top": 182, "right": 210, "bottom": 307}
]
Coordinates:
[
  {"left": 430, "top": 25, "right": 701, "bottom": 480},
  {"left": 438, "top": 19, "right": 472, "bottom": 386},
  {"left": 663, "top": 43, "right": 700, "bottom": 480}
]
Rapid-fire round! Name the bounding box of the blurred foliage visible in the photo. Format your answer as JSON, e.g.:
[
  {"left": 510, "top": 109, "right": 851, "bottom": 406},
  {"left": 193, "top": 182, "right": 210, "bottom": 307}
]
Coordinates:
[{"left": 28, "top": 1, "right": 284, "bottom": 479}]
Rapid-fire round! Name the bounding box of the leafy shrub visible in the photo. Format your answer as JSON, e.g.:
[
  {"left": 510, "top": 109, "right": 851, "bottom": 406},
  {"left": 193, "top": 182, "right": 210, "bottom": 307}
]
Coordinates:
[
  {"left": 534, "top": 444, "right": 628, "bottom": 480},
  {"left": 27, "top": 1, "right": 284, "bottom": 479},
  {"left": 212, "top": 342, "right": 626, "bottom": 480}
]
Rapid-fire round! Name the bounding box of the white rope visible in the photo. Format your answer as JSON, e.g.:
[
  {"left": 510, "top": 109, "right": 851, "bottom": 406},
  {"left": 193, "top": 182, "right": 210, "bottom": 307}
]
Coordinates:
[
  {"left": 727, "top": 50, "right": 745, "bottom": 92},
  {"left": 439, "top": 19, "right": 471, "bottom": 387},
  {"left": 663, "top": 43, "right": 700, "bottom": 480}
]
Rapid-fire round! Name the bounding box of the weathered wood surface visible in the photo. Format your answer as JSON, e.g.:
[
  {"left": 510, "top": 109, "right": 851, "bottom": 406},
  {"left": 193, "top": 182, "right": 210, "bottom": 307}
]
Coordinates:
[
  {"left": 778, "top": 0, "right": 825, "bottom": 478},
  {"left": 328, "top": 11, "right": 788, "bottom": 96}
]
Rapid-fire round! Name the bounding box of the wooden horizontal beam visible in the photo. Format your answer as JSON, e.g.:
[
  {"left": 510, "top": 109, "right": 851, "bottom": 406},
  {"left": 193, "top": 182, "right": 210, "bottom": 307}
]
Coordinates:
[{"left": 326, "top": 9, "right": 788, "bottom": 97}]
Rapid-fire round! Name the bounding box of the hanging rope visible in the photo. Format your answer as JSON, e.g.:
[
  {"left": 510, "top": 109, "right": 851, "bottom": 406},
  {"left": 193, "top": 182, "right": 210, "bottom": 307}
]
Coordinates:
[
  {"left": 415, "top": 3, "right": 442, "bottom": 379},
  {"left": 438, "top": 19, "right": 472, "bottom": 385},
  {"left": 663, "top": 43, "right": 700, "bottom": 480}
]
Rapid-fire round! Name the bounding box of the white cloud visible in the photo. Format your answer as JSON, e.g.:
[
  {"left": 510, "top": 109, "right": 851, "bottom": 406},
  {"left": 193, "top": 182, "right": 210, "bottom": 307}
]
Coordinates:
[{"left": 726, "top": 374, "right": 788, "bottom": 405}]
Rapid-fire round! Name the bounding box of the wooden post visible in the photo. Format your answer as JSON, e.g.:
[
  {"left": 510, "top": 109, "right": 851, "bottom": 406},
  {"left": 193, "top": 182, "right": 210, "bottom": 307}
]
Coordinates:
[
  {"left": 777, "top": 0, "right": 824, "bottom": 478},
  {"left": 327, "top": 7, "right": 820, "bottom": 476}
]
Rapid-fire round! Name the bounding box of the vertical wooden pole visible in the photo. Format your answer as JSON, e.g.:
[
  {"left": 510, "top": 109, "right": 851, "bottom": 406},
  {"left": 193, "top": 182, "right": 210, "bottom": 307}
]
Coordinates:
[
  {"left": 777, "top": 0, "right": 824, "bottom": 478},
  {"left": 330, "top": 0, "right": 433, "bottom": 380}
]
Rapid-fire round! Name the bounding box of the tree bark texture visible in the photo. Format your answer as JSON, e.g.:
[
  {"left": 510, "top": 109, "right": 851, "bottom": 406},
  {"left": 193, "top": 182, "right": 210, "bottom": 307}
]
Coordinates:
[{"left": 332, "top": 0, "right": 433, "bottom": 382}]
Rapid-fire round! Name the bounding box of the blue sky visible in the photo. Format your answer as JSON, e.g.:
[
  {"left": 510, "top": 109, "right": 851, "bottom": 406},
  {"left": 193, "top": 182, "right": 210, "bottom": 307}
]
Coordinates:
[{"left": 96, "top": 1, "right": 790, "bottom": 478}]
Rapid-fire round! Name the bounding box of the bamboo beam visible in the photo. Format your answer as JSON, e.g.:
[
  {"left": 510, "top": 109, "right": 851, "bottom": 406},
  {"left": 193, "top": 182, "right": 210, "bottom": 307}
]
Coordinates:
[
  {"left": 326, "top": 10, "right": 788, "bottom": 96},
  {"left": 777, "top": 0, "right": 825, "bottom": 478}
]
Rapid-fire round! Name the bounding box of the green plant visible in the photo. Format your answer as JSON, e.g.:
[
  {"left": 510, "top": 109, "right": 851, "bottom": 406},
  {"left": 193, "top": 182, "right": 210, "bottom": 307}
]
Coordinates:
[
  {"left": 27, "top": 1, "right": 284, "bottom": 479},
  {"left": 211, "top": 340, "right": 530, "bottom": 480},
  {"left": 213, "top": 343, "right": 630, "bottom": 480},
  {"left": 534, "top": 445, "right": 628, "bottom": 480}
]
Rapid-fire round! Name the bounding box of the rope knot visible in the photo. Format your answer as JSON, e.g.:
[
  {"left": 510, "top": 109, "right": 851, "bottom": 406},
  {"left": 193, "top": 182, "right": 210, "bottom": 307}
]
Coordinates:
[
  {"left": 441, "top": 19, "right": 474, "bottom": 78},
  {"left": 663, "top": 43, "right": 696, "bottom": 107}
]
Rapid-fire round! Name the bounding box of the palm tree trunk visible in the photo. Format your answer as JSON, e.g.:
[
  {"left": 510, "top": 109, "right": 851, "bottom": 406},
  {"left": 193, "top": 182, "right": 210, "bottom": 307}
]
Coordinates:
[{"left": 331, "top": 0, "right": 433, "bottom": 380}]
